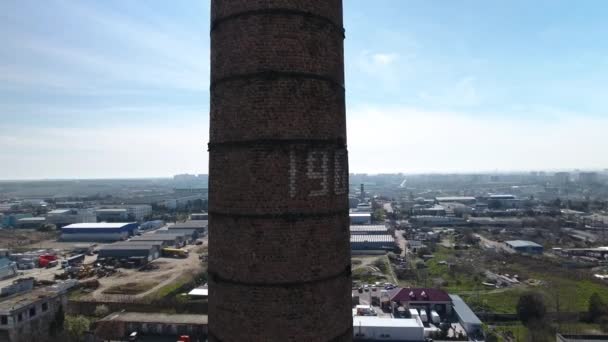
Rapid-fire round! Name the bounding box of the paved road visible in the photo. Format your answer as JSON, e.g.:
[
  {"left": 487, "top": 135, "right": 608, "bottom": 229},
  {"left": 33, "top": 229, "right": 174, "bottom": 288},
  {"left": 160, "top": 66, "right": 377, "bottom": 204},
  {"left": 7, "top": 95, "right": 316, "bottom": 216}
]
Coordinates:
[
  {"left": 383, "top": 203, "right": 393, "bottom": 214},
  {"left": 394, "top": 230, "right": 407, "bottom": 257}
]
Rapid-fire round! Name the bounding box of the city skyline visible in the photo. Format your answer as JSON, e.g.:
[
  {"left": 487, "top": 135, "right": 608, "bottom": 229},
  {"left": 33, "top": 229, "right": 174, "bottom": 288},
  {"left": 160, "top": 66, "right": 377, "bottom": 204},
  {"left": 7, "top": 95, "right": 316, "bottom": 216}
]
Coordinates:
[{"left": 2, "top": 0, "right": 608, "bottom": 179}]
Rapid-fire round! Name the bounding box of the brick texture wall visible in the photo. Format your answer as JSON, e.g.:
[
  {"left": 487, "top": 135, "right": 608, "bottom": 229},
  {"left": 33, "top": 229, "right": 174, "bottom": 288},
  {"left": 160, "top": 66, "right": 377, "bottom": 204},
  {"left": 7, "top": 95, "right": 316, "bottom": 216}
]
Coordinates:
[{"left": 208, "top": 0, "right": 351, "bottom": 341}]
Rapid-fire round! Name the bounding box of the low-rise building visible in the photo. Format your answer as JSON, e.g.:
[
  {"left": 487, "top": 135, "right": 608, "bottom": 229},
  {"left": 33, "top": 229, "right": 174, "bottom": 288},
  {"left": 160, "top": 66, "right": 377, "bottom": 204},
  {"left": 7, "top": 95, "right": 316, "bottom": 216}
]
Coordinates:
[
  {"left": 0, "top": 286, "right": 68, "bottom": 342},
  {"left": 352, "top": 316, "right": 424, "bottom": 341},
  {"left": 93, "top": 312, "right": 208, "bottom": 341},
  {"left": 449, "top": 294, "right": 483, "bottom": 339},
  {"left": 350, "top": 212, "right": 372, "bottom": 225},
  {"left": 46, "top": 208, "right": 96, "bottom": 228},
  {"left": 350, "top": 225, "right": 389, "bottom": 235},
  {"left": 130, "top": 234, "right": 186, "bottom": 248},
  {"left": 410, "top": 216, "right": 466, "bottom": 227},
  {"left": 61, "top": 223, "right": 138, "bottom": 242},
  {"left": 16, "top": 217, "right": 46, "bottom": 229},
  {"left": 435, "top": 196, "right": 476, "bottom": 205},
  {"left": 190, "top": 212, "right": 208, "bottom": 220},
  {"left": 350, "top": 235, "right": 395, "bottom": 253},
  {"left": 96, "top": 205, "right": 151, "bottom": 222},
  {"left": 0, "top": 259, "right": 17, "bottom": 281},
  {"left": 389, "top": 288, "right": 452, "bottom": 316},
  {"left": 170, "top": 220, "right": 208, "bottom": 233},
  {"left": 95, "top": 208, "right": 128, "bottom": 222},
  {"left": 505, "top": 240, "right": 544, "bottom": 255},
  {"left": 97, "top": 243, "right": 160, "bottom": 262}
]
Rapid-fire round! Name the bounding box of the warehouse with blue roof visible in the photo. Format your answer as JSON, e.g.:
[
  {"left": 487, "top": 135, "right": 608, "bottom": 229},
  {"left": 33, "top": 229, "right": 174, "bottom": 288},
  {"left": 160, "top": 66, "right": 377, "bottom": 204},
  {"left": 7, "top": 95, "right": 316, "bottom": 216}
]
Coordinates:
[{"left": 61, "top": 222, "right": 138, "bottom": 242}]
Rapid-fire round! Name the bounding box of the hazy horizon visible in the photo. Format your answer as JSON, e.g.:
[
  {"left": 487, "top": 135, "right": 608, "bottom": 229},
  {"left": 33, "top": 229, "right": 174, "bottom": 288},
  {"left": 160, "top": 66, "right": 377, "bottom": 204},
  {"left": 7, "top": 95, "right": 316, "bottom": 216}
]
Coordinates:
[
  {"left": 0, "top": 168, "right": 605, "bottom": 182},
  {"left": 2, "top": 0, "right": 608, "bottom": 179}
]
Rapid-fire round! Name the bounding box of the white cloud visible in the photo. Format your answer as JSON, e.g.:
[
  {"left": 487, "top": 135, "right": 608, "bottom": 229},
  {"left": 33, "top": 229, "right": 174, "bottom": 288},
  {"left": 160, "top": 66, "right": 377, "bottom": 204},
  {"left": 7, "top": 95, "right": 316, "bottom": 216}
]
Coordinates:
[{"left": 372, "top": 53, "right": 399, "bottom": 65}]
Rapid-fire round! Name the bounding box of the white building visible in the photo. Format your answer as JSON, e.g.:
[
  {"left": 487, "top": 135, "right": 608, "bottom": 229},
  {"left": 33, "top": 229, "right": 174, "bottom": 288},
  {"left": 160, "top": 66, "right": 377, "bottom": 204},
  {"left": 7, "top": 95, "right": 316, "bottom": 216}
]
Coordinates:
[
  {"left": 46, "top": 208, "right": 96, "bottom": 228},
  {"left": 96, "top": 205, "right": 151, "bottom": 222},
  {"left": 353, "top": 316, "right": 424, "bottom": 341},
  {"left": 350, "top": 212, "right": 372, "bottom": 225}
]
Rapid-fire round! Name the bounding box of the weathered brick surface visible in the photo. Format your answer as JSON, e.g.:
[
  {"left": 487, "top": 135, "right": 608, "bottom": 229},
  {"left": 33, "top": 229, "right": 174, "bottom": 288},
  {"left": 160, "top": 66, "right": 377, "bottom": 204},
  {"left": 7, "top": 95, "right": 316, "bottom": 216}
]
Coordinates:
[
  {"left": 210, "top": 78, "right": 345, "bottom": 143},
  {"left": 209, "top": 0, "right": 350, "bottom": 341},
  {"left": 209, "top": 145, "right": 348, "bottom": 214},
  {"left": 209, "top": 215, "right": 350, "bottom": 283},
  {"left": 211, "top": 13, "right": 344, "bottom": 84},
  {"left": 211, "top": 0, "right": 343, "bottom": 26},
  {"left": 208, "top": 276, "right": 352, "bottom": 342}
]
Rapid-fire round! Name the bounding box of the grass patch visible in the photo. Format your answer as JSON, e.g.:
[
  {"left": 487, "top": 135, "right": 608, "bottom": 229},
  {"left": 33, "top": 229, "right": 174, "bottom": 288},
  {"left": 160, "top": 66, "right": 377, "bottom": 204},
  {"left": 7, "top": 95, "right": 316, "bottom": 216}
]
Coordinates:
[
  {"left": 406, "top": 245, "right": 608, "bottom": 314},
  {"left": 103, "top": 282, "right": 158, "bottom": 295},
  {"left": 143, "top": 270, "right": 205, "bottom": 302}
]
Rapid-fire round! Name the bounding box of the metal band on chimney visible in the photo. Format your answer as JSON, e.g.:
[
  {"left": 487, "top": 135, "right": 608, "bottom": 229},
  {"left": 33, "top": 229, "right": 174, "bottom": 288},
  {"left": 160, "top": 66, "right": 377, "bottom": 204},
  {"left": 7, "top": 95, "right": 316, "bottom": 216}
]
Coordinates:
[
  {"left": 211, "top": 8, "right": 346, "bottom": 38},
  {"left": 208, "top": 265, "right": 351, "bottom": 288},
  {"left": 207, "top": 138, "right": 347, "bottom": 151},
  {"left": 210, "top": 70, "right": 345, "bottom": 92},
  {"left": 208, "top": 209, "right": 349, "bottom": 220}
]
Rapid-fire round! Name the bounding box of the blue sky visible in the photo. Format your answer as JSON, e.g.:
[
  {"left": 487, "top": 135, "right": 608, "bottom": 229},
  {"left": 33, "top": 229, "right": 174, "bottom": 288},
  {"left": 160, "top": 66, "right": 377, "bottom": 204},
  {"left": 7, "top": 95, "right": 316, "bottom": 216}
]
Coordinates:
[{"left": 1, "top": 0, "right": 607, "bottom": 179}]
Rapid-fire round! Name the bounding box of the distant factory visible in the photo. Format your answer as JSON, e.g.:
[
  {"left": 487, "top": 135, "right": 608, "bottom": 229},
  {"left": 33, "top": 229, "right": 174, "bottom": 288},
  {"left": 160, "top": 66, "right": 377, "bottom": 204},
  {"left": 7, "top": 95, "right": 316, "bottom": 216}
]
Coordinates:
[{"left": 61, "top": 223, "right": 139, "bottom": 242}]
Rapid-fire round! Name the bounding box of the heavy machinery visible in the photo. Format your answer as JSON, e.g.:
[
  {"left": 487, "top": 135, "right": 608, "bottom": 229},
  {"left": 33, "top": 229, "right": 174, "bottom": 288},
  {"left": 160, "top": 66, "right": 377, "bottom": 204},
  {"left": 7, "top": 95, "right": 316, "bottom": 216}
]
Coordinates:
[{"left": 161, "top": 248, "right": 189, "bottom": 258}]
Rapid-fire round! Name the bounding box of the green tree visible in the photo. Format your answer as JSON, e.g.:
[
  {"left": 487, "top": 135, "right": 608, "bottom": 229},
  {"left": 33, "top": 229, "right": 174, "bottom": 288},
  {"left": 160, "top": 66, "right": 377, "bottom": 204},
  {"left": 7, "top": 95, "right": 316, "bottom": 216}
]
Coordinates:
[
  {"left": 93, "top": 304, "right": 110, "bottom": 318},
  {"left": 517, "top": 292, "right": 547, "bottom": 327},
  {"left": 65, "top": 315, "right": 90, "bottom": 342},
  {"left": 372, "top": 209, "right": 386, "bottom": 222},
  {"left": 588, "top": 293, "right": 607, "bottom": 322}
]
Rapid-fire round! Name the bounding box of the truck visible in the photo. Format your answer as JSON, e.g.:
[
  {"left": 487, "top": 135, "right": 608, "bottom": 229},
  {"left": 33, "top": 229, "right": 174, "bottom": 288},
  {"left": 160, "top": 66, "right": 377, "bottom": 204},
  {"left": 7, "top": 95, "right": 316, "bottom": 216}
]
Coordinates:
[
  {"left": 419, "top": 309, "right": 428, "bottom": 323},
  {"left": 61, "top": 254, "right": 85, "bottom": 268},
  {"left": 161, "top": 248, "right": 189, "bottom": 258},
  {"left": 38, "top": 255, "right": 57, "bottom": 268}
]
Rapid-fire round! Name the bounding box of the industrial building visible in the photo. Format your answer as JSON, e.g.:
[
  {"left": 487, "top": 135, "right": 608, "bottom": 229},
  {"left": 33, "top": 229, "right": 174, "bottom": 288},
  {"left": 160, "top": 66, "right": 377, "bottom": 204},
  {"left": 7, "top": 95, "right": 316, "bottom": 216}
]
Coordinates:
[
  {"left": 505, "top": 240, "right": 544, "bottom": 254},
  {"left": 139, "top": 220, "right": 164, "bottom": 231},
  {"left": 16, "top": 217, "right": 46, "bottom": 229},
  {"left": 46, "top": 208, "right": 96, "bottom": 228},
  {"left": 350, "top": 225, "right": 389, "bottom": 235},
  {"left": 97, "top": 243, "right": 160, "bottom": 262},
  {"left": 190, "top": 212, "right": 208, "bottom": 220},
  {"left": 170, "top": 220, "right": 208, "bottom": 233},
  {"left": 350, "top": 212, "right": 372, "bottom": 225},
  {"left": 449, "top": 295, "right": 483, "bottom": 338},
  {"left": 61, "top": 222, "right": 138, "bottom": 242},
  {"left": 410, "top": 216, "right": 466, "bottom": 227},
  {"left": 130, "top": 234, "right": 186, "bottom": 248},
  {"left": 411, "top": 205, "right": 446, "bottom": 216},
  {"left": 156, "top": 228, "right": 198, "bottom": 240},
  {"left": 352, "top": 316, "right": 424, "bottom": 341},
  {"left": 0, "top": 259, "right": 17, "bottom": 281},
  {"left": 93, "top": 312, "right": 207, "bottom": 341},
  {"left": 0, "top": 286, "right": 68, "bottom": 342},
  {"left": 96, "top": 205, "right": 151, "bottom": 222},
  {"left": 351, "top": 235, "right": 395, "bottom": 253},
  {"left": 435, "top": 196, "right": 476, "bottom": 205}
]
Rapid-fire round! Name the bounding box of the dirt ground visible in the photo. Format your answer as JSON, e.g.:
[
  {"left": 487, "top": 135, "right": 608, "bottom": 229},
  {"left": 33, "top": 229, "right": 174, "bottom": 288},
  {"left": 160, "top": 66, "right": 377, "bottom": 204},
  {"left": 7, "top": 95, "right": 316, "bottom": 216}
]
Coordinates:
[
  {"left": 0, "top": 229, "right": 59, "bottom": 249},
  {"left": 80, "top": 240, "right": 207, "bottom": 303}
]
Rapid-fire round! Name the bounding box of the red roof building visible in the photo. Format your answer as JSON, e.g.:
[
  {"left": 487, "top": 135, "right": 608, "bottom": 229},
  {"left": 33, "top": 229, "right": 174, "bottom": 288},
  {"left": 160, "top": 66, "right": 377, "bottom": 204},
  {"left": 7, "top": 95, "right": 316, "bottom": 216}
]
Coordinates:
[{"left": 389, "top": 288, "right": 453, "bottom": 316}]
